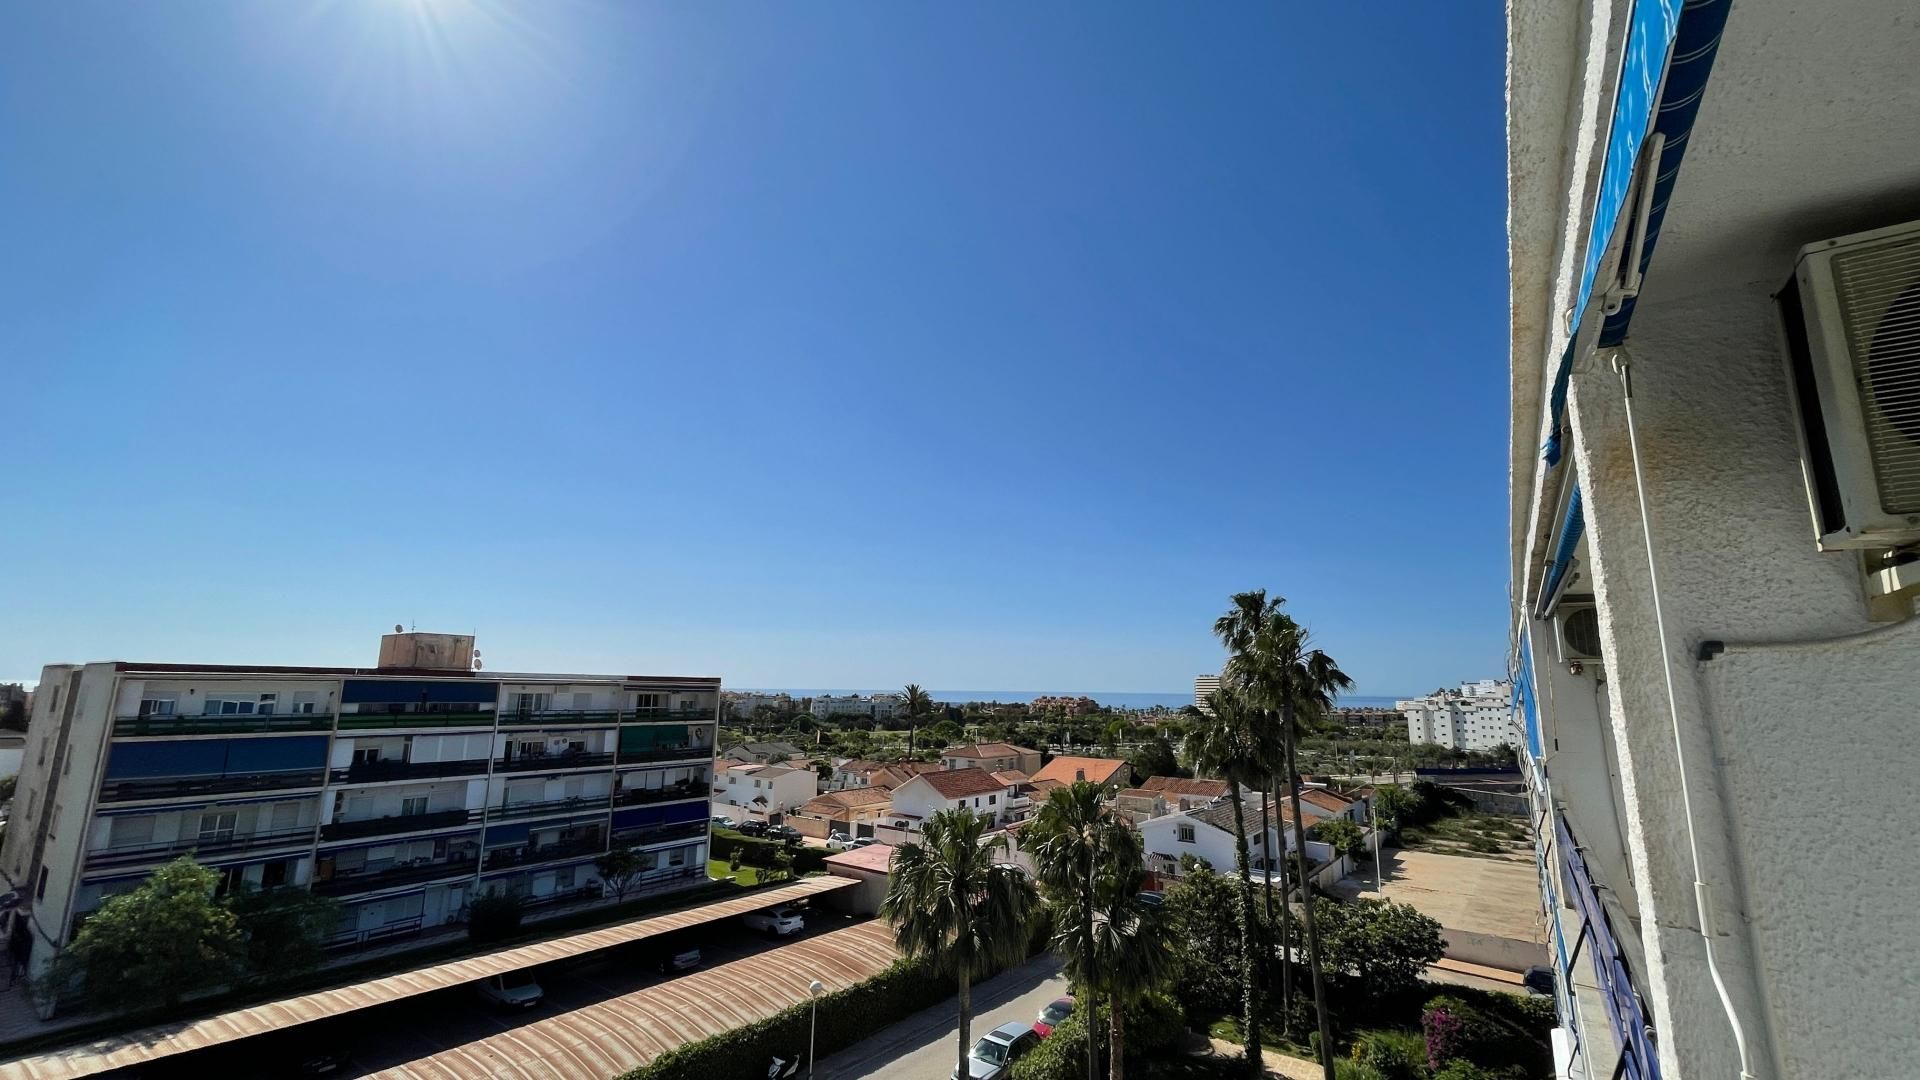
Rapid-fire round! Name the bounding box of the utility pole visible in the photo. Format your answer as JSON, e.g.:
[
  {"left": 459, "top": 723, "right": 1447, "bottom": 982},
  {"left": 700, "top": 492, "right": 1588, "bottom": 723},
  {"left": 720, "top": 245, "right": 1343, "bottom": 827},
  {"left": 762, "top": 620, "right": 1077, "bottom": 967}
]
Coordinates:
[{"left": 1372, "top": 801, "right": 1384, "bottom": 893}]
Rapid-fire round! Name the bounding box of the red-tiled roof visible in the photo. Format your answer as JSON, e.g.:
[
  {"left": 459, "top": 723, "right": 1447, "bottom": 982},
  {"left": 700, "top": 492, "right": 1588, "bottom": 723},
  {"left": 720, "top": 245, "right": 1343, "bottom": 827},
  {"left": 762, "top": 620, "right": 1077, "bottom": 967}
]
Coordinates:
[
  {"left": 1298, "top": 788, "right": 1354, "bottom": 812},
  {"left": 991, "top": 770, "right": 1031, "bottom": 786},
  {"left": 1031, "top": 756, "right": 1131, "bottom": 787},
  {"left": 824, "top": 844, "right": 895, "bottom": 874},
  {"left": 912, "top": 767, "right": 1011, "bottom": 799},
  {"left": 942, "top": 742, "right": 1036, "bottom": 760},
  {"left": 1139, "top": 776, "right": 1230, "bottom": 799}
]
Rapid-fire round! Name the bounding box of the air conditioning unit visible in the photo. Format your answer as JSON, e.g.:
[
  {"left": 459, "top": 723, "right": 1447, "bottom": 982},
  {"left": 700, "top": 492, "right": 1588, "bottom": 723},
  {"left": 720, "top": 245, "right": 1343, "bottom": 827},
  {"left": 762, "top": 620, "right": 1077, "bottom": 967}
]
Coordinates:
[
  {"left": 1554, "top": 601, "right": 1604, "bottom": 664},
  {"left": 1779, "top": 219, "right": 1920, "bottom": 551}
]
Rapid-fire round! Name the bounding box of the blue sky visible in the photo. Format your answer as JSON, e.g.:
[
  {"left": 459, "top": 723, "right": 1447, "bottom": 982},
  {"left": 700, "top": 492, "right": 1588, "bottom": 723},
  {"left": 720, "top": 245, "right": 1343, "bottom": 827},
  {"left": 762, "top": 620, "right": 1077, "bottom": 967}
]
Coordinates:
[{"left": 1, "top": 3, "right": 1506, "bottom": 697}]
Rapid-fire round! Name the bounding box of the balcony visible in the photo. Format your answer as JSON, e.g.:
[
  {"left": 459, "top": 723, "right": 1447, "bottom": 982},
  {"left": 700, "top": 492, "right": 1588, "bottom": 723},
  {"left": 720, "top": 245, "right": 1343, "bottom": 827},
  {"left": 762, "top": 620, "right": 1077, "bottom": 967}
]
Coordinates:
[
  {"left": 489, "top": 795, "right": 612, "bottom": 822},
  {"left": 493, "top": 751, "right": 615, "bottom": 774},
  {"left": 629, "top": 707, "right": 716, "bottom": 722},
  {"left": 98, "top": 769, "right": 328, "bottom": 804},
  {"left": 337, "top": 711, "right": 495, "bottom": 731},
  {"left": 312, "top": 857, "right": 477, "bottom": 897},
  {"left": 482, "top": 835, "right": 607, "bottom": 871},
  {"left": 614, "top": 820, "right": 708, "bottom": 847},
  {"left": 614, "top": 781, "right": 710, "bottom": 807},
  {"left": 331, "top": 758, "right": 491, "bottom": 784},
  {"left": 84, "top": 824, "right": 317, "bottom": 869},
  {"left": 320, "top": 808, "right": 481, "bottom": 842},
  {"left": 327, "top": 915, "right": 425, "bottom": 952},
  {"left": 1556, "top": 813, "right": 1659, "bottom": 1079},
  {"left": 498, "top": 710, "right": 623, "bottom": 729},
  {"left": 112, "top": 712, "right": 335, "bottom": 737},
  {"left": 616, "top": 745, "right": 713, "bottom": 765}
]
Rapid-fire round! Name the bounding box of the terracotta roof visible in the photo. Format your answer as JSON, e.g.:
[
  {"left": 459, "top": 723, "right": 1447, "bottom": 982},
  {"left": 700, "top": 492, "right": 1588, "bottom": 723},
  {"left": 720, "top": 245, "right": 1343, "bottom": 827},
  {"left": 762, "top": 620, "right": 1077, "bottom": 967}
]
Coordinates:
[
  {"left": 800, "top": 787, "right": 895, "bottom": 814},
  {"left": 941, "top": 742, "right": 1036, "bottom": 760},
  {"left": 1139, "top": 776, "right": 1230, "bottom": 799},
  {"left": 990, "top": 770, "right": 1031, "bottom": 786},
  {"left": 1113, "top": 788, "right": 1160, "bottom": 800},
  {"left": 911, "top": 767, "right": 1011, "bottom": 799},
  {"left": 1031, "top": 756, "right": 1131, "bottom": 787},
  {"left": 1029, "top": 777, "right": 1066, "bottom": 792},
  {"left": 1297, "top": 788, "right": 1354, "bottom": 812},
  {"left": 824, "top": 844, "right": 895, "bottom": 874}
]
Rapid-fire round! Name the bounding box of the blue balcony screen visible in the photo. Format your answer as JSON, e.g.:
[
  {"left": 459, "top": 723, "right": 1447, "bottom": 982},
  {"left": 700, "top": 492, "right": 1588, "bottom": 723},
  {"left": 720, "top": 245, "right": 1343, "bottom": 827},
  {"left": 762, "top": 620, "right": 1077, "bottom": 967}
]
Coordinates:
[
  {"left": 341, "top": 679, "right": 500, "bottom": 706},
  {"left": 104, "top": 736, "right": 329, "bottom": 780}
]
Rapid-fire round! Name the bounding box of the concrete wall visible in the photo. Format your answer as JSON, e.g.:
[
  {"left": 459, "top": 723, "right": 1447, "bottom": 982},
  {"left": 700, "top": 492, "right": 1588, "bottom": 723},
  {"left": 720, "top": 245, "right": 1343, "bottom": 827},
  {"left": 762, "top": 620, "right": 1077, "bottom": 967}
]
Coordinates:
[{"left": 1442, "top": 926, "right": 1550, "bottom": 972}]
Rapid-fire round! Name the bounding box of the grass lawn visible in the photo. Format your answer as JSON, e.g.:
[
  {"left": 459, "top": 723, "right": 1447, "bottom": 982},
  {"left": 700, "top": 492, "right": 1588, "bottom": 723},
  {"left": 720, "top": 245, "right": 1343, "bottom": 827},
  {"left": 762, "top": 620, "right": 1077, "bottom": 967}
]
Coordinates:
[{"left": 709, "top": 858, "right": 759, "bottom": 885}]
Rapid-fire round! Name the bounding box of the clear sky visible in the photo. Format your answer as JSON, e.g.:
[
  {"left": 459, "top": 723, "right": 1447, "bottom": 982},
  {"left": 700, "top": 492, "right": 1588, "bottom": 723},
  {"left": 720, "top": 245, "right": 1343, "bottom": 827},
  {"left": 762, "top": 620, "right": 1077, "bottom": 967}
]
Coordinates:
[{"left": 1, "top": 2, "right": 1507, "bottom": 697}]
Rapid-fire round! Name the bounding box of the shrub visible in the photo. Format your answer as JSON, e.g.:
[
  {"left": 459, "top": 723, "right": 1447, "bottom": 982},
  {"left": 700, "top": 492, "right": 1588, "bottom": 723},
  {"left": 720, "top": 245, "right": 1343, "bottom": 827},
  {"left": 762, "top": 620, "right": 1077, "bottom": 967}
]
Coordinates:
[
  {"left": 1466, "top": 836, "right": 1503, "bottom": 854},
  {"left": 1349, "top": 1029, "right": 1428, "bottom": 1080},
  {"left": 1332, "top": 1061, "right": 1385, "bottom": 1080},
  {"left": 1421, "top": 991, "right": 1549, "bottom": 1075},
  {"left": 1011, "top": 1008, "right": 1092, "bottom": 1080},
  {"left": 1128, "top": 990, "right": 1188, "bottom": 1056},
  {"left": 467, "top": 890, "right": 526, "bottom": 944}
]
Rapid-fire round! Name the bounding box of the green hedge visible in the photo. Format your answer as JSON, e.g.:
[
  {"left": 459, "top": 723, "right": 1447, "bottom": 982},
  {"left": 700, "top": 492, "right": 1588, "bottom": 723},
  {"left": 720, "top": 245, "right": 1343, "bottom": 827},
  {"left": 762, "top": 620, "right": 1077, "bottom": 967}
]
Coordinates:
[
  {"left": 713, "top": 829, "right": 829, "bottom": 874},
  {"left": 619, "top": 959, "right": 952, "bottom": 1080}
]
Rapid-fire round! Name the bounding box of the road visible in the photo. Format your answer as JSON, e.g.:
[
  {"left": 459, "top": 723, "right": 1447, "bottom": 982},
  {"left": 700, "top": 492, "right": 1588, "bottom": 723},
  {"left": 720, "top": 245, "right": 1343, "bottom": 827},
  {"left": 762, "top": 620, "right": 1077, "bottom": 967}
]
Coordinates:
[{"left": 816, "top": 955, "right": 1066, "bottom": 1080}]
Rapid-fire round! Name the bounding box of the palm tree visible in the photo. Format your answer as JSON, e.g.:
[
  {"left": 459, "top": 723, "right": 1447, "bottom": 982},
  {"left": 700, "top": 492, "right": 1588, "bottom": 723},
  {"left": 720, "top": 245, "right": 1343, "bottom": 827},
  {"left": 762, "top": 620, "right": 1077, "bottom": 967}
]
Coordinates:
[
  {"left": 1026, "top": 781, "right": 1140, "bottom": 1080},
  {"left": 1212, "top": 590, "right": 1295, "bottom": 1032},
  {"left": 881, "top": 807, "right": 1036, "bottom": 1080},
  {"left": 903, "top": 683, "right": 933, "bottom": 754},
  {"left": 1183, "top": 684, "right": 1275, "bottom": 1077},
  {"left": 1051, "top": 854, "right": 1171, "bottom": 1080},
  {"left": 1227, "top": 603, "right": 1352, "bottom": 1080}
]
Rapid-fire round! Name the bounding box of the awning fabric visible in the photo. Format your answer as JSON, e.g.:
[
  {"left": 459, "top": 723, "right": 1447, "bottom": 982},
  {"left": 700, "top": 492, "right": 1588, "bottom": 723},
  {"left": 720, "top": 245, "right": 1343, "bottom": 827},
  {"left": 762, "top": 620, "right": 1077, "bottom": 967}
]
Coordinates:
[
  {"left": 1541, "top": 0, "right": 1732, "bottom": 465},
  {"left": 1537, "top": 484, "right": 1586, "bottom": 613}
]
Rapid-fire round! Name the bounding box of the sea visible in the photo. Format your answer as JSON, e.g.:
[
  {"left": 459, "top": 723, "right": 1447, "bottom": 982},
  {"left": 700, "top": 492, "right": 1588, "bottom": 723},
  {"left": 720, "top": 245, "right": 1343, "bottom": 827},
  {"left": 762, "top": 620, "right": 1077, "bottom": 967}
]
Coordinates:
[{"left": 739, "top": 689, "right": 1407, "bottom": 711}]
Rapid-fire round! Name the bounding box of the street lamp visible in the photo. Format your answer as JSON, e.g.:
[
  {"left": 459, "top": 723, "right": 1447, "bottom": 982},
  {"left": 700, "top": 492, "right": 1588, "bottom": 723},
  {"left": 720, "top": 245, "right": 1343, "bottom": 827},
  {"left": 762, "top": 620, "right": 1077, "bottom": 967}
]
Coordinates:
[{"left": 808, "top": 978, "right": 827, "bottom": 1078}]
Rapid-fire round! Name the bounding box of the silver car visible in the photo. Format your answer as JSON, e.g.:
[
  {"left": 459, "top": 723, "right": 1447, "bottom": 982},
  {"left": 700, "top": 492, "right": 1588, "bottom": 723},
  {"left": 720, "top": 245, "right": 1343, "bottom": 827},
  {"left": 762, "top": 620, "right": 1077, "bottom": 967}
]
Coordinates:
[{"left": 950, "top": 1021, "right": 1040, "bottom": 1080}]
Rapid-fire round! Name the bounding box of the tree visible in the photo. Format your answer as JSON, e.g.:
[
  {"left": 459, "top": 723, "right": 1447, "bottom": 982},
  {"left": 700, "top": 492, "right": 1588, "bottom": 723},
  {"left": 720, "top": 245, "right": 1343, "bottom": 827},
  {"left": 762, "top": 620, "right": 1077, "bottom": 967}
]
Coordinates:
[
  {"left": 227, "top": 882, "right": 339, "bottom": 982},
  {"left": 1182, "top": 684, "right": 1275, "bottom": 1077},
  {"left": 596, "top": 848, "right": 647, "bottom": 902},
  {"left": 467, "top": 889, "right": 526, "bottom": 943},
  {"left": 1307, "top": 819, "right": 1367, "bottom": 863},
  {"left": 770, "top": 846, "right": 795, "bottom": 882},
  {"left": 1048, "top": 882, "right": 1172, "bottom": 1080},
  {"left": 1161, "top": 867, "right": 1257, "bottom": 1016},
  {"left": 1127, "top": 735, "right": 1182, "bottom": 781},
  {"left": 1220, "top": 589, "right": 1353, "bottom": 1080},
  {"left": 1314, "top": 897, "right": 1444, "bottom": 1001},
  {"left": 41, "top": 857, "right": 242, "bottom": 1013},
  {"left": 880, "top": 807, "right": 1036, "bottom": 1080},
  {"left": 1371, "top": 784, "right": 1420, "bottom": 836},
  {"left": 1026, "top": 782, "right": 1144, "bottom": 1080}
]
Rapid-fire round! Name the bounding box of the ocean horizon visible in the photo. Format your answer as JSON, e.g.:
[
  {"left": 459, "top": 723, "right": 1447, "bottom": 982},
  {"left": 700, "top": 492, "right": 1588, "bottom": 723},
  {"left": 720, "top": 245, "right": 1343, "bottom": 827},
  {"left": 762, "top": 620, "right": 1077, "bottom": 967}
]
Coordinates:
[{"left": 737, "top": 688, "right": 1409, "bottom": 711}]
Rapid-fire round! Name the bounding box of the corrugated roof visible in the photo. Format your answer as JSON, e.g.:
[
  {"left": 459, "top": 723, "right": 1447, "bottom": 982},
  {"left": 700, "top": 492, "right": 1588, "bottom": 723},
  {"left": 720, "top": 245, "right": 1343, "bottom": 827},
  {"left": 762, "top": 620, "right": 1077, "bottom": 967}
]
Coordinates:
[
  {"left": 368, "top": 920, "right": 898, "bottom": 1079},
  {"left": 0, "top": 877, "right": 854, "bottom": 1080}
]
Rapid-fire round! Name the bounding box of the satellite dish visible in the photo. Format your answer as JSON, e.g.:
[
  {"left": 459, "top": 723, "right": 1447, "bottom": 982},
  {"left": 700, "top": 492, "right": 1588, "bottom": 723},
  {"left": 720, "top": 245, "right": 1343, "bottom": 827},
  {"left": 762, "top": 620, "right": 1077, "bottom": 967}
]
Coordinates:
[
  {"left": 474, "top": 659, "right": 484, "bottom": 671},
  {"left": 395, "top": 623, "right": 405, "bottom": 634}
]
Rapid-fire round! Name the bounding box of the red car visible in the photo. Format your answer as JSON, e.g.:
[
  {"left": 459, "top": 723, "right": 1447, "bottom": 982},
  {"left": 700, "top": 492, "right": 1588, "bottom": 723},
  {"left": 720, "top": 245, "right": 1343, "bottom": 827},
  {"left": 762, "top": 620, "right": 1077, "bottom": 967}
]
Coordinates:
[{"left": 1033, "top": 996, "right": 1074, "bottom": 1038}]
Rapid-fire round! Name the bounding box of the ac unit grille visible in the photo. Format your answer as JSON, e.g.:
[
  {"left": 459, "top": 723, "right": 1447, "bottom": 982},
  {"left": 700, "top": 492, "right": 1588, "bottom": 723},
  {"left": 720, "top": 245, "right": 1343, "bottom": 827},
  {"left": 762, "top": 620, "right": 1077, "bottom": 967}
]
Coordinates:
[
  {"left": 1561, "top": 606, "right": 1603, "bottom": 660},
  {"left": 1833, "top": 237, "right": 1920, "bottom": 514}
]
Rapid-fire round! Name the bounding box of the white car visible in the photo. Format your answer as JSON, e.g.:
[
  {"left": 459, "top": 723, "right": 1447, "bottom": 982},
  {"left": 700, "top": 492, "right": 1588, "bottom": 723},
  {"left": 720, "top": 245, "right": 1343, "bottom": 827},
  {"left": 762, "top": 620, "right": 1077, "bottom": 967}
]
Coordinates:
[
  {"left": 825, "top": 832, "right": 854, "bottom": 851},
  {"left": 475, "top": 970, "right": 543, "bottom": 1009},
  {"left": 742, "top": 905, "right": 805, "bottom": 936}
]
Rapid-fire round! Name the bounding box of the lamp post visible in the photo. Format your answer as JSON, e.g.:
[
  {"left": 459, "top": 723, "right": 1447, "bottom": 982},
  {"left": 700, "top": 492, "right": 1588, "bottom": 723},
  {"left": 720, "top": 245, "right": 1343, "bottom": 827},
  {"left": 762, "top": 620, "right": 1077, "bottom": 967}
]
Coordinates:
[{"left": 808, "top": 978, "right": 826, "bottom": 1078}]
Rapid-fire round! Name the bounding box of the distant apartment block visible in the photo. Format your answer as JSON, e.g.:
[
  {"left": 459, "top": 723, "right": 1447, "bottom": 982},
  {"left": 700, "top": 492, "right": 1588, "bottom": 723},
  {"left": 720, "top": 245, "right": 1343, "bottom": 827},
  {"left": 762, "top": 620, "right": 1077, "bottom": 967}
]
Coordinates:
[
  {"left": 1029, "top": 695, "right": 1097, "bottom": 715},
  {"left": 0, "top": 632, "right": 719, "bottom": 992},
  {"left": 1395, "top": 680, "right": 1516, "bottom": 751},
  {"left": 808, "top": 693, "right": 904, "bottom": 721},
  {"left": 1193, "top": 674, "right": 1220, "bottom": 714}
]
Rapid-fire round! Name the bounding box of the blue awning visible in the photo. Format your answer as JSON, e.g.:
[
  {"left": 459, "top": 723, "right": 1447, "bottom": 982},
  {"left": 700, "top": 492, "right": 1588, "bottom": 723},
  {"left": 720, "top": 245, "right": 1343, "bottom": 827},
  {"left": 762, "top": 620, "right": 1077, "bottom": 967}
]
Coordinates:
[
  {"left": 1542, "top": 0, "right": 1731, "bottom": 465},
  {"left": 1537, "top": 484, "right": 1585, "bottom": 612}
]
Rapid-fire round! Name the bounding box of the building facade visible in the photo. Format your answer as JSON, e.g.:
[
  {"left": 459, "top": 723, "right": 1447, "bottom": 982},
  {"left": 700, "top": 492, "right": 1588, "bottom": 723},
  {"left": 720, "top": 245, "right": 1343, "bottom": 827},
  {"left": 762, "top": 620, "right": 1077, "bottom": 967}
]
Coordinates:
[
  {"left": 1192, "top": 674, "right": 1220, "bottom": 714},
  {"left": 713, "top": 762, "right": 818, "bottom": 819},
  {"left": 1395, "top": 680, "right": 1517, "bottom": 751},
  {"left": 1508, "top": 2, "right": 1918, "bottom": 1077},
  {"left": 0, "top": 633, "right": 720, "bottom": 997},
  {"left": 938, "top": 742, "right": 1042, "bottom": 775}
]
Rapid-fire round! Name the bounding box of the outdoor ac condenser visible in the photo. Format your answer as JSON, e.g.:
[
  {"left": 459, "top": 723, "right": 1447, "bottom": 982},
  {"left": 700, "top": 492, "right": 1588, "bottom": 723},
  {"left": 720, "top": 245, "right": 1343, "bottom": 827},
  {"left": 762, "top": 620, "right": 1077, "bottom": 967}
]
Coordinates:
[
  {"left": 1554, "top": 601, "right": 1603, "bottom": 664},
  {"left": 1780, "top": 218, "right": 1920, "bottom": 551}
]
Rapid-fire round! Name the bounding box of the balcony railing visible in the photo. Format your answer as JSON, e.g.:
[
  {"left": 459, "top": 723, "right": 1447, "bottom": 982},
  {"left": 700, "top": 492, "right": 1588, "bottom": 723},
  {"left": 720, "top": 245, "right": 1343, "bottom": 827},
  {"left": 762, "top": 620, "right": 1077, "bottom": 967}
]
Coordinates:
[
  {"left": 616, "top": 745, "right": 713, "bottom": 765},
  {"left": 312, "top": 857, "right": 477, "bottom": 897},
  {"left": 613, "top": 820, "right": 708, "bottom": 847},
  {"left": 498, "top": 710, "right": 623, "bottom": 728},
  {"left": 85, "top": 824, "right": 318, "bottom": 869},
  {"left": 482, "top": 835, "right": 608, "bottom": 871},
  {"left": 98, "top": 769, "right": 328, "bottom": 804},
  {"left": 1557, "top": 813, "right": 1661, "bottom": 1080},
  {"left": 493, "top": 751, "right": 615, "bottom": 774},
  {"left": 614, "top": 781, "right": 710, "bottom": 807},
  {"left": 112, "top": 712, "right": 335, "bottom": 737},
  {"left": 337, "top": 711, "right": 495, "bottom": 730},
  {"left": 488, "top": 796, "right": 611, "bottom": 822},
  {"left": 320, "top": 808, "right": 481, "bottom": 842},
  {"left": 331, "top": 758, "right": 491, "bottom": 784},
  {"left": 327, "top": 915, "right": 425, "bottom": 951},
  {"left": 629, "top": 707, "right": 717, "bottom": 721}
]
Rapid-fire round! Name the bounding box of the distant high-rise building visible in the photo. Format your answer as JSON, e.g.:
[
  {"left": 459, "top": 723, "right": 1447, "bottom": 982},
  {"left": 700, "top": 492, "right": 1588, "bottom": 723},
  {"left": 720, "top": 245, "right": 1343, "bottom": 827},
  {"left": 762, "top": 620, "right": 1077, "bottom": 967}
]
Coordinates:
[
  {"left": 1396, "top": 680, "right": 1516, "bottom": 751},
  {"left": 1193, "top": 674, "right": 1221, "bottom": 714}
]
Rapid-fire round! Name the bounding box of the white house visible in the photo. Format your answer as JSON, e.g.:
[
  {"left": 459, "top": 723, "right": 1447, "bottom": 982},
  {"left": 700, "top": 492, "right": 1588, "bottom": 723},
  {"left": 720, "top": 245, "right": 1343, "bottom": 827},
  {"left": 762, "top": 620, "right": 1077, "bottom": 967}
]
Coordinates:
[
  {"left": 713, "top": 763, "right": 818, "bottom": 819},
  {"left": 1508, "top": 2, "right": 1919, "bottom": 1076},
  {"left": 884, "top": 767, "right": 1014, "bottom": 829},
  {"left": 939, "top": 742, "right": 1043, "bottom": 775},
  {"left": 1137, "top": 802, "right": 1293, "bottom": 885}
]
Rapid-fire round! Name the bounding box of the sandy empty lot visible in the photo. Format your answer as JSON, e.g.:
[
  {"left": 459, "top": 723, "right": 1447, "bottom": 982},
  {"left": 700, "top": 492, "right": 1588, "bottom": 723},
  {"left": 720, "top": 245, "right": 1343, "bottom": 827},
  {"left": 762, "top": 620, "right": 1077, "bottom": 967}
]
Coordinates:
[{"left": 1334, "top": 847, "right": 1546, "bottom": 944}]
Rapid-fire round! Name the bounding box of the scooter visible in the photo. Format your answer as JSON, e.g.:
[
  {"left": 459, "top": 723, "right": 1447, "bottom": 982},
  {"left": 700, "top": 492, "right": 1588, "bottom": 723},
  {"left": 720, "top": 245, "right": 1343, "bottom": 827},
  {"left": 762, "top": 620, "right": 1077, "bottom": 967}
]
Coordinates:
[{"left": 767, "top": 1052, "right": 800, "bottom": 1079}]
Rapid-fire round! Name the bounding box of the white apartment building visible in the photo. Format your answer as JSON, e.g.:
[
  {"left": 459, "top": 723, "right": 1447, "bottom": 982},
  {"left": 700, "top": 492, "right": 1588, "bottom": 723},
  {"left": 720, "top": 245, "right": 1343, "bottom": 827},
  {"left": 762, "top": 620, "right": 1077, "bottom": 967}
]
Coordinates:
[
  {"left": 1509, "top": 2, "right": 1917, "bottom": 1077},
  {"left": 1396, "top": 680, "right": 1517, "bottom": 751},
  {"left": 0, "top": 633, "right": 719, "bottom": 1008},
  {"left": 1192, "top": 674, "right": 1220, "bottom": 714},
  {"left": 713, "top": 762, "right": 819, "bottom": 818}
]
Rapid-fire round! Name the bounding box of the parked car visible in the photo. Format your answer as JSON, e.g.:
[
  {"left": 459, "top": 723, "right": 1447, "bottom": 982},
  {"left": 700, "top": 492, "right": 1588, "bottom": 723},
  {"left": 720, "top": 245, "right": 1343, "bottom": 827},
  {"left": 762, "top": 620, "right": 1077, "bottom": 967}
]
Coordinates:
[
  {"left": 826, "top": 833, "right": 854, "bottom": 852},
  {"left": 742, "top": 905, "right": 805, "bottom": 936},
  {"left": 475, "top": 970, "right": 544, "bottom": 1009},
  {"left": 850, "top": 837, "right": 875, "bottom": 848},
  {"left": 768, "top": 823, "right": 802, "bottom": 842},
  {"left": 735, "top": 820, "right": 770, "bottom": 838},
  {"left": 1033, "top": 995, "right": 1074, "bottom": 1038},
  {"left": 951, "top": 1022, "right": 1040, "bottom": 1080},
  {"left": 1523, "top": 964, "right": 1555, "bottom": 996},
  {"left": 711, "top": 815, "right": 737, "bottom": 829},
  {"left": 660, "top": 945, "right": 703, "bottom": 975}
]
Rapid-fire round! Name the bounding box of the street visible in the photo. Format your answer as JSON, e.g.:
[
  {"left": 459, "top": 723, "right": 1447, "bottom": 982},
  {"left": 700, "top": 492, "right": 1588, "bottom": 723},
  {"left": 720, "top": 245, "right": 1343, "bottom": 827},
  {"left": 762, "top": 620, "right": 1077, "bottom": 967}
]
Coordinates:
[{"left": 816, "top": 955, "right": 1066, "bottom": 1080}]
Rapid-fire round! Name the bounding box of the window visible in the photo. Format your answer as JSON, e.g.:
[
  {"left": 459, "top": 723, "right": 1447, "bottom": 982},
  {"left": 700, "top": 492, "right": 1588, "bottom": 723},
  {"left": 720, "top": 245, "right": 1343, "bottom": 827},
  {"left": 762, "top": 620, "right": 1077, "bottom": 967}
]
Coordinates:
[
  {"left": 989, "top": 794, "right": 998, "bottom": 805},
  {"left": 573, "top": 692, "right": 592, "bottom": 711},
  {"left": 667, "top": 847, "right": 686, "bottom": 866},
  {"left": 1177, "top": 824, "right": 1195, "bottom": 843},
  {"left": 257, "top": 693, "right": 277, "bottom": 716},
  {"left": 204, "top": 697, "right": 257, "bottom": 716},
  {"left": 555, "top": 865, "right": 577, "bottom": 889},
  {"left": 400, "top": 796, "right": 429, "bottom": 817},
  {"left": 199, "top": 812, "right": 238, "bottom": 843},
  {"left": 137, "top": 697, "right": 177, "bottom": 717},
  {"left": 114, "top": 816, "right": 157, "bottom": 848},
  {"left": 291, "top": 691, "right": 319, "bottom": 715}
]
